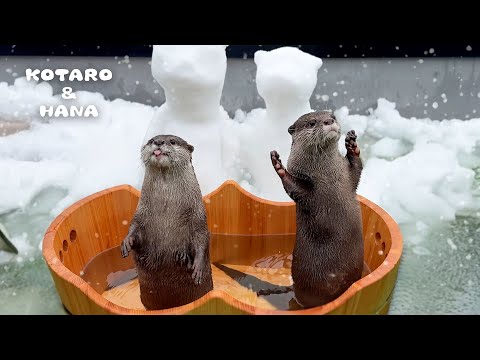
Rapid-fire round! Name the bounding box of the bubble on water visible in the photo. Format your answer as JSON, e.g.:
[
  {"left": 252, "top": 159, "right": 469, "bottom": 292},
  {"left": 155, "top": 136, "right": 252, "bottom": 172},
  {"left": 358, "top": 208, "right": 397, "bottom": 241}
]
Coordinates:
[
  {"left": 122, "top": 220, "right": 128, "bottom": 225},
  {"left": 466, "top": 45, "right": 472, "bottom": 51}
]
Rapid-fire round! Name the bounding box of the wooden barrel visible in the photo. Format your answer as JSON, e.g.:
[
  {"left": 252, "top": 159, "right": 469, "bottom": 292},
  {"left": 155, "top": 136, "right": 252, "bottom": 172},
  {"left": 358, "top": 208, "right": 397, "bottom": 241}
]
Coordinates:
[{"left": 42, "top": 180, "right": 402, "bottom": 315}]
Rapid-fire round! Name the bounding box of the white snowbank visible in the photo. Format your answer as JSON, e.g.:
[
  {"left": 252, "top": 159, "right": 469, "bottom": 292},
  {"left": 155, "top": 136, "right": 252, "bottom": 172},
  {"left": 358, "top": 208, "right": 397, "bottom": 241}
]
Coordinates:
[{"left": 1, "top": 46, "right": 479, "bottom": 260}]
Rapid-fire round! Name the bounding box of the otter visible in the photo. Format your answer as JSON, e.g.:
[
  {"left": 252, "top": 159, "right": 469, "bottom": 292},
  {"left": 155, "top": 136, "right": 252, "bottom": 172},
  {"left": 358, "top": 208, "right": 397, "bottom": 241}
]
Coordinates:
[
  {"left": 120, "top": 134, "right": 213, "bottom": 310},
  {"left": 270, "top": 111, "right": 363, "bottom": 308}
]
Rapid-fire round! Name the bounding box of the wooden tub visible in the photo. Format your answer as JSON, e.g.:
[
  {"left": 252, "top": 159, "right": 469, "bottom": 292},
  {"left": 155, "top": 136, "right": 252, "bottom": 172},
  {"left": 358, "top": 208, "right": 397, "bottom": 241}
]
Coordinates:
[{"left": 42, "top": 180, "right": 402, "bottom": 315}]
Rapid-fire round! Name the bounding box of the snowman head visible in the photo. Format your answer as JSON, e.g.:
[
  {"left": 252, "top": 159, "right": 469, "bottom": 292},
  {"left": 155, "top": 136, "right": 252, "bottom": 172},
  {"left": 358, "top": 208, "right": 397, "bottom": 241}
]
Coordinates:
[
  {"left": 254, "top": 47, "right": 322, "bottom": 106},
  {"left": 151, "top": 45, "right": 228, "bottom": 94}
]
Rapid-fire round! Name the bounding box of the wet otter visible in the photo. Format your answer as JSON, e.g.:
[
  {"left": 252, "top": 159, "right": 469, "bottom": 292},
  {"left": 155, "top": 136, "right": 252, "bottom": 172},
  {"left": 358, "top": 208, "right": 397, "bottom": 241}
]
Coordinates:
[
  {"left": 120, "top": 135, "right": 213, "bottom": 310},
  {"left": 270, "top": 111, "right": 363, "bottom": 308}
]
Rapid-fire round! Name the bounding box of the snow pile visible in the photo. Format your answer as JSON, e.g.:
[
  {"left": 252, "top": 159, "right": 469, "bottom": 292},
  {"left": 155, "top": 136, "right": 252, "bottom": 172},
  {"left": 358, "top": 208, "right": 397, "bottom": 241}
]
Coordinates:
[
  {"left": 0, "top": 46, "right": 479, "bottom": 262},
  {"left": 336, "top": 99, "right": 480, "bottom": 225}
]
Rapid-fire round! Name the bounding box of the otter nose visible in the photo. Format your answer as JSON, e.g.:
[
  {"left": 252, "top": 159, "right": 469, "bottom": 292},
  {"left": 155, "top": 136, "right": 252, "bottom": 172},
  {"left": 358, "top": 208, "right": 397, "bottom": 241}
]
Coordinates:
[
  {"left": 154, "top": 140, "right": 166, "bottom": 146},
  {"left": 323, "top": 118, "right": 334, "bottom": 125}
]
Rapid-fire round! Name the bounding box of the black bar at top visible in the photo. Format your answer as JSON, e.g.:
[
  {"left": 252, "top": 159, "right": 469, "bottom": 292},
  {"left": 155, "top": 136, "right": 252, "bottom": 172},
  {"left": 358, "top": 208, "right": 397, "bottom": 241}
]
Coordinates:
[{"left": 0, "top": 44, "right": 479, "bottom": 58}]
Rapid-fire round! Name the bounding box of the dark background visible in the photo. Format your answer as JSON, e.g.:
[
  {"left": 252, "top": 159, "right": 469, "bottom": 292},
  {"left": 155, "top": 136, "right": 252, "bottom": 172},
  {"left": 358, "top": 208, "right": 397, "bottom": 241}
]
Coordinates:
[{"left": 1, "top": 44, "right": 479, "bottom": 58}]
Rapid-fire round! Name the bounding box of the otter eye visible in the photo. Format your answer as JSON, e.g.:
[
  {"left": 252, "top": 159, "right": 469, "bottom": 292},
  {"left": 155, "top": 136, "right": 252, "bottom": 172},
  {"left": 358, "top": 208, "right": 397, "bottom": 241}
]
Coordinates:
[
  {"left": 308, "top": 120, "right": 316, "bottom": 127},
  {"left": 169, "top": 139, "right": 176, "bottom": 145}
]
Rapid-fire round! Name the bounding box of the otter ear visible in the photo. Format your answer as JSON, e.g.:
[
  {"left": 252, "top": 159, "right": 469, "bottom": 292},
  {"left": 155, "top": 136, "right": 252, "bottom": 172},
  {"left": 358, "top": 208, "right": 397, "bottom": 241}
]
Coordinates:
[
  {"left": 187, "top": 144, "right": 194, "bottom": 153},
  {"left": 288, "top": 125, "right": 296, "bottom": 135}
]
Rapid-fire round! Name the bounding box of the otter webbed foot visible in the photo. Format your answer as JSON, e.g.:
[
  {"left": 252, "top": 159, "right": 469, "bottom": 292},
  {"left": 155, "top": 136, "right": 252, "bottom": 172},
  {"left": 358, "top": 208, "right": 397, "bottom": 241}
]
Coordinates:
[
  {"left": 175, "top": 251, "right": 192, "bottom": 267},
  {"left": 345, "top": 130, "right": 360, "bottom": 159},
  {"left": 120, "top": 236, "right": 135, "bottom": 258},
  {"left": 270, "top": 150, "right": 286, "bottom": 178},
  {"left": 191, "top": 257, "right": 206, "bottom": 285}
]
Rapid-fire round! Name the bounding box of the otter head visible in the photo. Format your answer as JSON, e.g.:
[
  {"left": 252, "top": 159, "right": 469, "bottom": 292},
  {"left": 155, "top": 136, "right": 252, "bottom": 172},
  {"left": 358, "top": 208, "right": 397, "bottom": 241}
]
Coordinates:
[
  {"left": 141, "top": 135, "right": 194, "bottom": 169},
  {"left": 288, "top": 111, "right": 341, "bottom": 149}
]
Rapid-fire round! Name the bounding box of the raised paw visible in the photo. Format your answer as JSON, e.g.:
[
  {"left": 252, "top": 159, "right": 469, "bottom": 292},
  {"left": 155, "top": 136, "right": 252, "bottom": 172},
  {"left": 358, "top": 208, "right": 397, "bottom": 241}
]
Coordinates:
[
  {"left": 270, "top": 150, "right": 286, "bottom": 178},
  {"left": 345, "top": 130, "right": 360, "bottom": 157},
  {"left": 120, "top": 236, "right": 135, "bottom": 258}
]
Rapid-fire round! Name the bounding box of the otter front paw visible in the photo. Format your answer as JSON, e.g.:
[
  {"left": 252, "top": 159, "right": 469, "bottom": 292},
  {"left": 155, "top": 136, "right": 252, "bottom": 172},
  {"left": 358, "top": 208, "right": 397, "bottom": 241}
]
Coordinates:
[
  {"left": 270, "top": 150, "right": 286, "bottom": 178},
  {"left": 120, "top": 236, "right": 135, "bottom": 258},
  {"left": 175, "top": 251, "right": 191, "bottom": 267},
  {"left": 191, "top": 259, "right": 205, "bottom": 285},
  {"left": 345, "top": 130, "right": 360, "bottom": 157}
]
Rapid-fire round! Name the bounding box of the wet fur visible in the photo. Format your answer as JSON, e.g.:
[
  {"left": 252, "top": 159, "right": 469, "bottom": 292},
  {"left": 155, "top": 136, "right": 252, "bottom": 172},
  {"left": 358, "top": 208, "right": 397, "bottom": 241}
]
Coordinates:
[
  {"left": 121, "top": 135, "right": 213, "bottom": 310},
  {"left": 271, "top": 111, "right": 364, "bottom": 308}
]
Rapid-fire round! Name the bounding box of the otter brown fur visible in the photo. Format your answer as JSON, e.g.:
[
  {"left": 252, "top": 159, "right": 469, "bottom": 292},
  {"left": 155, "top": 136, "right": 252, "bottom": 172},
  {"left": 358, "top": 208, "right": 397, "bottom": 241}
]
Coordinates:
[
  {"left": 120, "top": 135, "right": 213, "bottom": 310},
  {"left": 270, "top": 111, "right": 363, "bottom": 308}
]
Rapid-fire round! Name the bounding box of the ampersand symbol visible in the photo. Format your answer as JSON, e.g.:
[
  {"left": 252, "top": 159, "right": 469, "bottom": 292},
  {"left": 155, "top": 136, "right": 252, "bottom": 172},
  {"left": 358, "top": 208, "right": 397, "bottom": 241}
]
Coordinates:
[{"left": 61, "top": 87, "right": 76, "bottom": 100}]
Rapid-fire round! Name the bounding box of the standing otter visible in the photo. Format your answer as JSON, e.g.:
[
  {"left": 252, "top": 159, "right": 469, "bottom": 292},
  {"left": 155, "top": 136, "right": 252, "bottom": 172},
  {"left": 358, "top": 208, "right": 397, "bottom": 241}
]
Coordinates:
[
  {"left": 270, "top": 111, "right": 363, "bottom": 308},
  {"left": 120, "top": 135, "right": 213, "bottom": 310}
]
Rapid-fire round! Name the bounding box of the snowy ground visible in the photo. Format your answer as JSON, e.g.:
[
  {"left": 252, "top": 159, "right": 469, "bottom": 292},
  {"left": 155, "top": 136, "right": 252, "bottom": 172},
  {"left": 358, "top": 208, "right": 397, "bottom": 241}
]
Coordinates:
[{"left": 1, "top": 56, "right": 480, "bottom": 313}]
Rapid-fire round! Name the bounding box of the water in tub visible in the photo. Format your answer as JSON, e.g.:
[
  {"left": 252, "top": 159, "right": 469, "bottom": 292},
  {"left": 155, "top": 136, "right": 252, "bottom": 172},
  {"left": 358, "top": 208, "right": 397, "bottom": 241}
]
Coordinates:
[{"left": 0, "top": 45, "right": 479, "bottom": 313}]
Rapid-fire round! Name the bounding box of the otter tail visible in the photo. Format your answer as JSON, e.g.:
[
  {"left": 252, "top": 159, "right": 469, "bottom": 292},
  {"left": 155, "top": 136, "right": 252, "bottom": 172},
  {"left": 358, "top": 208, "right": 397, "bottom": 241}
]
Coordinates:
[{"left": 213, "top": 263, "right": 293, "bottom": 296}]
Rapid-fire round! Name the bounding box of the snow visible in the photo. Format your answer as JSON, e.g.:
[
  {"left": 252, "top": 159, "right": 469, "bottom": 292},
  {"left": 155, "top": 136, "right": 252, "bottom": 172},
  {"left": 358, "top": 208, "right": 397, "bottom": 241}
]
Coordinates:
[{"left": 0, "top": 45, "right": 479, "bottom": 263}]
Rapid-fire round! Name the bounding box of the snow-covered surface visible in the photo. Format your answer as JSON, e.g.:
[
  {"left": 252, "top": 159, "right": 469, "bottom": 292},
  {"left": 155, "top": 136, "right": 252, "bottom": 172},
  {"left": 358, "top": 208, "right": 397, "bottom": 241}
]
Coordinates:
[{"left": 1, "top": 46, "right": 479, "bottom": 314}]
